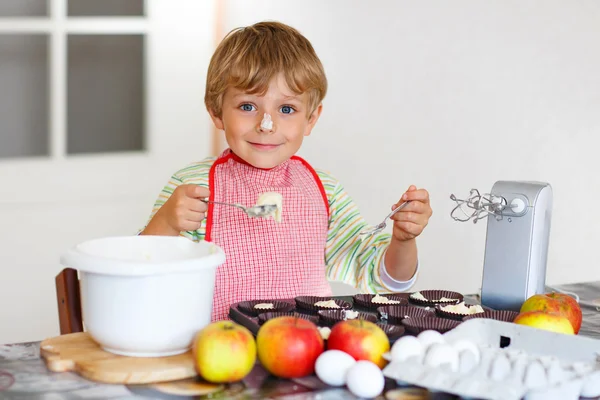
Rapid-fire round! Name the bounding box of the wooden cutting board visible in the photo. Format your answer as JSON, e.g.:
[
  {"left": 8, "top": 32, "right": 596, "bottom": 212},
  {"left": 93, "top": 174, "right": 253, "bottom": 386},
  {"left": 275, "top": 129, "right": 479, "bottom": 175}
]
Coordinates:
[{"left": 40, "top": 332, "right": 203, "bottom": 385}]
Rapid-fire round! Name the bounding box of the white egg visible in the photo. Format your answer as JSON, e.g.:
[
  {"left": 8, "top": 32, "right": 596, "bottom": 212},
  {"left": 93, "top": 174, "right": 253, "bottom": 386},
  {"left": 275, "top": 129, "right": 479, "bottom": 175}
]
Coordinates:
[
  {"left": 314, "top": 350, "right": 356, "bottom": 387},
  {"left": 450, "top": 339, "right": 480, "bottom": 364},
  {"left": 417, "top": 330, "right": 445, "bottom": 350},
  {"left": 390, "top": 335, "right": 424, "bottom": 363},
  {"left": 346, "top": 360, "right": 385, "bottom": 398},
  {"left": 423, "top": 343, "right": 459, "bottom": 372}
]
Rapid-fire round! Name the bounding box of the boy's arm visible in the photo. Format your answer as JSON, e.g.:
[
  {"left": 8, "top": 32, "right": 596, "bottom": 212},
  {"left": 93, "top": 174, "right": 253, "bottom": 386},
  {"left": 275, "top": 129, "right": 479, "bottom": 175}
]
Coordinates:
[
  {"left": 321, "top": 172, "right": 419, "bottom": 293},
  {"left": 138, "top": 173, "right": 201, "bottom": 242},
  {"left": 138, "top": 161, "right": 213, "bottom": 241}
]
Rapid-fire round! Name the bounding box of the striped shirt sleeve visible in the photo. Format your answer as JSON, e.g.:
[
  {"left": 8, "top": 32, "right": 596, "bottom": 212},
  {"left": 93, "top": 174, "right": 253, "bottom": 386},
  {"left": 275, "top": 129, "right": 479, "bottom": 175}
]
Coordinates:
[
  {"left": 317, "top": 169, "right": 418, "bottom": 293},
  {"left": 142, "top": 158, "right": 215, "bottom": 242}
]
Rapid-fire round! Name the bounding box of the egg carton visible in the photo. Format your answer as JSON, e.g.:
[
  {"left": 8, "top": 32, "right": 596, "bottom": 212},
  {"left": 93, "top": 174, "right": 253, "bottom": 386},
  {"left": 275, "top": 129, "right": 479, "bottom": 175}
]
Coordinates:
[{"left": 382, "top": 318, "right": 600, "bottom": 400}]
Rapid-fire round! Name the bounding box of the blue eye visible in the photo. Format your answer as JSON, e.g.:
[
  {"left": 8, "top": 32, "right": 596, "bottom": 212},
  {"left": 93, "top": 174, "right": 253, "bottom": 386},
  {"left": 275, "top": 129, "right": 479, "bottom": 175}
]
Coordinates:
[
  {"left": 280, "top": 106, "right": 295, "bottom": 114},
  {"left": 240, "top": 104, "right": 256, "bottom": 112}
]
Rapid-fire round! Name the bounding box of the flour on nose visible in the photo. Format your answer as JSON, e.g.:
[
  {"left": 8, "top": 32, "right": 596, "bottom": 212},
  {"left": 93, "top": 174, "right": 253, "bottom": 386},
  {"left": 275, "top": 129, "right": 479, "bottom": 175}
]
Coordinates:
[{"left": 261, "top": 113, "right": 273, "bottom": 130}]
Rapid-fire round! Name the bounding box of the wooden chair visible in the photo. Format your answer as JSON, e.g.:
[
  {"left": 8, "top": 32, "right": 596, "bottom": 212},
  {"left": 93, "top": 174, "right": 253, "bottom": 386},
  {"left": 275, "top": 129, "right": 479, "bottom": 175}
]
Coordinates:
[{"left": 55, "top": 268, "right": 84, "bottom": 334}]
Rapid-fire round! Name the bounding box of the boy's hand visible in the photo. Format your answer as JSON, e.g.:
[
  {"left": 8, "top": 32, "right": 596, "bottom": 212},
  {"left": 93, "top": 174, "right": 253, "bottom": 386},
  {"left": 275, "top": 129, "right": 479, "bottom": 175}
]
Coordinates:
[
  {"left": 390, "top": 185, "right": 432, "bottom": 242},
  {"left": 153, "top": 185, "right": 210, "bottom": 234}
]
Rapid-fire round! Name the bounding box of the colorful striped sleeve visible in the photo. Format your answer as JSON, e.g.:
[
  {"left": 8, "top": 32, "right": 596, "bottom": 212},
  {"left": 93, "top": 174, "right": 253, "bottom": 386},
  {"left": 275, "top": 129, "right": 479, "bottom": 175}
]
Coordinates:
[
  {"left": 142, "top": 157, "right": 215, "bottom": 242},
  {"left": 317, "top": 169, "right": 417, "bottom": 293}
]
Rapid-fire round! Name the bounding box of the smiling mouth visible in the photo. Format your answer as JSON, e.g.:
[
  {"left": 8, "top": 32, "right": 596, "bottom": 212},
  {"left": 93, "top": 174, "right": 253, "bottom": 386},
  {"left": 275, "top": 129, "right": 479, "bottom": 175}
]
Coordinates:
[{"left": 249, "top": 142, "right": 282, "bottom": 150}]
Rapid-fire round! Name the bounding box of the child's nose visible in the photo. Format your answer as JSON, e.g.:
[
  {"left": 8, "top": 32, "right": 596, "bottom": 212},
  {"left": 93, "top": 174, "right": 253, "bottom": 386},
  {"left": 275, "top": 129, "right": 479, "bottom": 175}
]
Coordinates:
[{"left": 258, "top": 113, "right": 274, "bottom": 133}]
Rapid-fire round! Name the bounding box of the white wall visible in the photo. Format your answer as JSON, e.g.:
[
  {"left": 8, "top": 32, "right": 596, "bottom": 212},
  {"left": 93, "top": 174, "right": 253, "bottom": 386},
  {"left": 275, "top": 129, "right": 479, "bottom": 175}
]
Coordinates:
[{"left": 222, "top": 1, "right": 600, "bottom": 294}]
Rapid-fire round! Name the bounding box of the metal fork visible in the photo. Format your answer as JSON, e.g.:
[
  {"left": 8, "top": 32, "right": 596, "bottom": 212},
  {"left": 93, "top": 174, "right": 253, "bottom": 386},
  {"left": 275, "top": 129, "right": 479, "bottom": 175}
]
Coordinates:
[
  {"left": 359, "top": 201, "right": 411, "bottom": 237},
  {"left": 200, "top": 198, "right": 278, "bottom": 218}
]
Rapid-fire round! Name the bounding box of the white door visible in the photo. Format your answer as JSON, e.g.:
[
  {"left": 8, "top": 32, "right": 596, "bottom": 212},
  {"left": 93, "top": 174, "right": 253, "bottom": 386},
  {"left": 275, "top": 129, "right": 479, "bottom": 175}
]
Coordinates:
[{"left": 0, "top": 0, "right": 217, "bottom": 344}]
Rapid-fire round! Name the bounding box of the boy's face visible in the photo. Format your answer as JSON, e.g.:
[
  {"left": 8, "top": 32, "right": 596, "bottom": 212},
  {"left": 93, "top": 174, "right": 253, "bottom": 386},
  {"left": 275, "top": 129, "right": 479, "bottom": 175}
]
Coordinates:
[{"left": 210, "top": 73, "right": 322, "bottom": 169}]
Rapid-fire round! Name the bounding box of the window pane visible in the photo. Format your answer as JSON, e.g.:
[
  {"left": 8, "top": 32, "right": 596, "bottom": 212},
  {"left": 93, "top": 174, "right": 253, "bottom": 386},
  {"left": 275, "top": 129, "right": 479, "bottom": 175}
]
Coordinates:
[
  {"left": 0, "top": 0, "right": 47, "bottom": 17},
  {"left": 67, "top": 35, "right": 145, "bottom": 155},
  {"left": 67, "top": 0, "right": 144, "bottom": 16},
  {"left": 0, "top": 35, "right": 49, "bottom": 159}
]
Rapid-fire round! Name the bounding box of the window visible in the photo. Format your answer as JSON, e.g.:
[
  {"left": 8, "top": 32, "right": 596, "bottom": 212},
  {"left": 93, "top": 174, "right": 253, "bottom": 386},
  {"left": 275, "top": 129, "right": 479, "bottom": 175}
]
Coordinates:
[{"left": 0, "top": 0, "right": 147, "bottom": 160}]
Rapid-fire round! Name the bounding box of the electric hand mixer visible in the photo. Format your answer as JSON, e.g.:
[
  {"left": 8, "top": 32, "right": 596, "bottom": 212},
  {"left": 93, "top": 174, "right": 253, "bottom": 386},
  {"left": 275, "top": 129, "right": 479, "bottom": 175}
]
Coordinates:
[{"left": 450, "top": 181, "right": 553, "bottom": 311}]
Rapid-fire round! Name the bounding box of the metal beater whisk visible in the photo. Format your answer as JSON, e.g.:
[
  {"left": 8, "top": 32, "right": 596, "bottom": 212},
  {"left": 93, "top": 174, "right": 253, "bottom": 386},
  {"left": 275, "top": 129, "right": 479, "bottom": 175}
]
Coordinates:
[{"left": 449, "top": 189, "right": 513, "bottom": 223}]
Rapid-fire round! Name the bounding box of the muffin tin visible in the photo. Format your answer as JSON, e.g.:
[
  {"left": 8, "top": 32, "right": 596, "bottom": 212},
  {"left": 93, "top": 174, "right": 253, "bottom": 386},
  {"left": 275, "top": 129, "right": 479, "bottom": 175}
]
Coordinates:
[{"left": 229, "top": 289, "right": 505, "bottom": 343}]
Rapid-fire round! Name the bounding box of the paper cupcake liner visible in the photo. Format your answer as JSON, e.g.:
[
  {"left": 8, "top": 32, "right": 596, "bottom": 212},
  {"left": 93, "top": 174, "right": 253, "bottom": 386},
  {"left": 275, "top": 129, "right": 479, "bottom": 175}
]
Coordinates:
[
  {"left": 408, "top": 290, "right": 464, "bottom": 306},
  {"left": 401, "top": 316, "right": 461, "bottom": 335},
  {"left": 294, "top": 296, "right": 352, "bottom": 313},
  {"left": 317, "top": 310, "right": 378, "bottom": 327},
  {"left": 462, "top": 310, "right": 520, "bottom": 323},
  {"left": 377, "top": 305, "right": 436, "bottom": 324},
  {"left": 237, "top": 300, "right": 295, "bottom": 317},
  {"left": 258, "top": 312, "right": 319, "bottom": 325},
  {"left": 376, "top": 323, "right": 405, "bottom": 341},
  {"left": 435, "top": 304, "right": 486, "bottom": 321},
  {"left": 353, "top": 294, "right": 409, "bottom": 309}
]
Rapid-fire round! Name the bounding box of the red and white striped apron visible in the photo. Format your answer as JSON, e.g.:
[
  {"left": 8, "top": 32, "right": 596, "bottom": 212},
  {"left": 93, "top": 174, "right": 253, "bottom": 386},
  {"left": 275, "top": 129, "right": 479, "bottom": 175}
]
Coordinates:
[{"left": 205, "top": 149, "right": 332, "bottom": 321}]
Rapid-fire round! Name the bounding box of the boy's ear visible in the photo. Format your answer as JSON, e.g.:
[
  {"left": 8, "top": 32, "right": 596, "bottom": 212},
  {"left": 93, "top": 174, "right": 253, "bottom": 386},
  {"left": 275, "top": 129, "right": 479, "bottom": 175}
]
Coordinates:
[
  {"left": 208, "top": 108, "right": 225, "bottom": 131},
  {"left": 304, "top": 103, "right": 323, "bottom": 137}
]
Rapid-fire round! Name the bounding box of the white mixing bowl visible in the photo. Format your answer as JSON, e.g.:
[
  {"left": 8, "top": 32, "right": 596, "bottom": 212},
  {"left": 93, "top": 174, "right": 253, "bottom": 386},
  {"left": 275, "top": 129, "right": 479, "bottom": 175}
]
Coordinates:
[{"left": 60, "top": 235, "right": 225, "bottom": 357}]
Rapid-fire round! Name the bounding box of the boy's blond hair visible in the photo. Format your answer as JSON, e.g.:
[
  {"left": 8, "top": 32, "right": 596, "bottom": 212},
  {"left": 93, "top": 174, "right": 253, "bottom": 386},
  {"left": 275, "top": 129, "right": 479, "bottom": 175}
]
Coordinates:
[{"left": 205, "top": 21, "right": 327, "bottom": 118}]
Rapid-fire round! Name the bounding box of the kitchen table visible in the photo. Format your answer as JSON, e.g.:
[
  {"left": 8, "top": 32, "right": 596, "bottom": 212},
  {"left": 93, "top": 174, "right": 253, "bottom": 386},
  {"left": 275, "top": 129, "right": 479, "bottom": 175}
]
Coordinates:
[{"left": 1, "top": 281, "right": 599, "bottom": 400}]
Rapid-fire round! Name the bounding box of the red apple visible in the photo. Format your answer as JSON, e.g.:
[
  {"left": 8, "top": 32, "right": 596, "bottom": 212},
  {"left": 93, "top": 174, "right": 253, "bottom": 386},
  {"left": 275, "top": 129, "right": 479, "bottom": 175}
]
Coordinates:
[
  {"left": 326, "top": 320, "right": 390, "bottom": 368},
  {"left": 192, "top": 321, "right": 257, "bottom": 383},
  {"left": 514, "top": 310, "right": 575, "bottom": 334},
  {"left": 256, "top": 316, "right": 324, "bottom": 378},
  {"left": 520, "top": 292, "right": 582, "bottom": 334}
]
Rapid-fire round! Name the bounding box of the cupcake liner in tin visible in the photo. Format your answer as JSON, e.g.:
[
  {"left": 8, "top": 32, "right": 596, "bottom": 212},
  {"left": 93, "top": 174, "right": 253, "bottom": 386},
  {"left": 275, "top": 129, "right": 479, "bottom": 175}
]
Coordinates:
[
  {"left": 294, "top": 296, "right": 352, "bottom": 313},
  {"left": 258, "top": 311, "right": 319, "bottom": 325},
  {"left": 377, "top": 305, "right": 436, "bottom": 324},
  {"left": 407, "top": 290, "right": 464, "bottom": 306},
  {"left": 401, "top": 316, "right": 461, "bottom": 335},
  {"left": 237, "top": 300, "right": 295, "bottom": 317},
  {"left": 462, "top": 310, "right": 520, "bottom": 323},
  {"left": 435, "top": 303, "right": 486, "bottom": 321},
  {"left": 376, "top": 323, "right": 405, "bottom": 341},
  {"left": 353, "top": 294, "right": 408, "bottom": 309},
  {"left": 317, "top": 309, "right": 378, "bottom": 327}
]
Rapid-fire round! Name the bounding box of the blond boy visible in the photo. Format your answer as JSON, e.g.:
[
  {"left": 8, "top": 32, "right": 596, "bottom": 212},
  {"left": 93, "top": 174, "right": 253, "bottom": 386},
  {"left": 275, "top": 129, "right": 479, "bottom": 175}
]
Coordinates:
[{"left": 141, "top": 21, "right": 433, "bottom": 321}]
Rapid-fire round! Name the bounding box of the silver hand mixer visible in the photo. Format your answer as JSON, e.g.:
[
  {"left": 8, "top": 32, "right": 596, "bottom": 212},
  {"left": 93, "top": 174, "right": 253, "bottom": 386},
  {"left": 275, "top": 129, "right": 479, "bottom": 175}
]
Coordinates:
[{"left": 450, "top": 181, "right": 553, "bottom": 311}]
